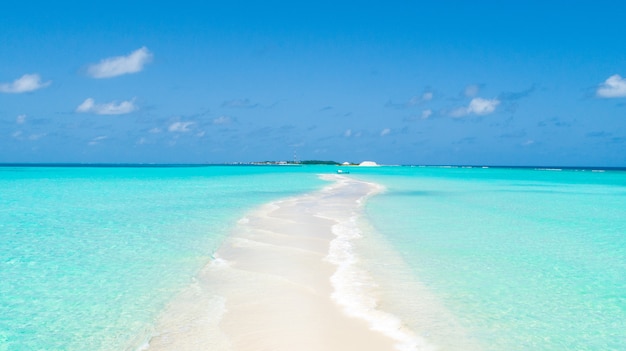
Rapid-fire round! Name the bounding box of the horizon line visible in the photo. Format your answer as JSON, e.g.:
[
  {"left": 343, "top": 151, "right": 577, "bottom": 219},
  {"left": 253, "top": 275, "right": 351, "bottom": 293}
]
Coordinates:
[{"left": 0, "top": 162, "right": 624, "bottom": 171}]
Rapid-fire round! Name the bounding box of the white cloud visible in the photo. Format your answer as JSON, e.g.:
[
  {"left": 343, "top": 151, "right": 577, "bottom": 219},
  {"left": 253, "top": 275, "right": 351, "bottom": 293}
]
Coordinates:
[
  {"left": 0, "top": 74, "right": 51, "bottom": 93},
  {"left": 452, "top": 97, "right": 500, "bottom": 117},
  {"left": 407, "top": 91, "right": 434, "bottom": 106},
  {"left": 87, "top": 47, "right": 153, "bottom": 78},
  {"left": 468, "top": 97, "right": 500, "bottom": 115},
  {"left": 421, "top": 109, "right": 432, "bottom": 119},
  {"left": 76, "top": 98, "right": 97, "bottom": 112},
  {"left": 148, "top": 127, "right": 162, "bottom": 134},
  {"left": 88, "top": 136, "right": 108, "bottom": 146},
  {"left": 212, "top": 116, "right": 232, "bottom": 125},
  {"left": 344, "top": 129, "right": 352, "bottom": 137},
  {"left": 16, "top": 114, "right": 27, "bottom": 124},
  {"left": 381, "top": 128, "right": 391, "bottom": 136},
  {"left": 597, "top": 74, "right": 626, "bottom": 98},
  {"left": 168, "top": 121, "right": 194, "bottom": 132},
  {"left": 76, "top": 98, "right": 137, "bottom": 115}
]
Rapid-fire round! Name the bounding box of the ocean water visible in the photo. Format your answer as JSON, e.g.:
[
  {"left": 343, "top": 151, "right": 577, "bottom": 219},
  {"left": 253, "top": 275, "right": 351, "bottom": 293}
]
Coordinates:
[
  {"left": 0, "top": 165, "right": 327, "bottom": 351},
  {"left": 2, "top": 165, "right": 625, "bottom": 351},
  {"left": 354, "top": 166, "right": 626, "bottom": 351}
]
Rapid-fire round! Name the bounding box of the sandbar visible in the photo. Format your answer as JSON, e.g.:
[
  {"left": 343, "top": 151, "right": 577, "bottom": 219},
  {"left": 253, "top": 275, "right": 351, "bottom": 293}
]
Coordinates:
[{"left": 141, "top": 175, "right": 425, "bottom": 351}]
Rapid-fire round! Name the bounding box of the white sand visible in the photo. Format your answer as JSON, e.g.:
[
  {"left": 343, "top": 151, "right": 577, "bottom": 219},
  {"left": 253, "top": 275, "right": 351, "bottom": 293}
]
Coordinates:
[{"left": 140, "top": 175, "right": 432, "bottom": 351}]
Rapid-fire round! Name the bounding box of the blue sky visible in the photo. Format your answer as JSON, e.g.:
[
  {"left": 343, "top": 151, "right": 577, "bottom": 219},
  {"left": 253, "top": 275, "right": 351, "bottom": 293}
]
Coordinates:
[{"left": 1, "top": 1, "right": 625, "bottom": 166}]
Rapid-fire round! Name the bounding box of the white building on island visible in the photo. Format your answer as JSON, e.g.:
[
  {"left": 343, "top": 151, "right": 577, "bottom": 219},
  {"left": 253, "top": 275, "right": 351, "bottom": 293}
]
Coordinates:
[{"left": 358, "top": 161, "right": 379, "bottom": 167}]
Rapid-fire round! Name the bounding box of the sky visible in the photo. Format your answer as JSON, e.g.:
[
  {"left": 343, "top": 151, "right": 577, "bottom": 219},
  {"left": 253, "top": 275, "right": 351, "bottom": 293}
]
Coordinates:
[{"left": 1, "top": 1, "right": 625, "bottom": 166}]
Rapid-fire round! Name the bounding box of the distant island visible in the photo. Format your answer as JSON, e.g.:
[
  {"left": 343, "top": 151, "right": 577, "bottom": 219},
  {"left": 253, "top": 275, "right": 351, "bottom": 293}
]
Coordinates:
[
  {"left": 250, "top": 160, "right": 380, "bottom": 167},
  {"left": 251, "top": 160, "right": 358, "bottom": 166}
]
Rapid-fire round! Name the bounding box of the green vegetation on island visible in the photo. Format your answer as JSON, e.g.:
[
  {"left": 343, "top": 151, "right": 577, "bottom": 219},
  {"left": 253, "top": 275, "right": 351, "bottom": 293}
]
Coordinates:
[
  {"left": 251, "top": 160, "right": 359, "bottom": 166},
  {"left": 299, "top": 160, "right": 340, "bottom": 165}
]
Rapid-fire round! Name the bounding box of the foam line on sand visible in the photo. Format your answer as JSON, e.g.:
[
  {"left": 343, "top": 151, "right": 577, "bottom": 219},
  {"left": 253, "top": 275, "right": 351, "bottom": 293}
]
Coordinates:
[{"left": 140, "top": 174, "right": 433, "bottom": 351}]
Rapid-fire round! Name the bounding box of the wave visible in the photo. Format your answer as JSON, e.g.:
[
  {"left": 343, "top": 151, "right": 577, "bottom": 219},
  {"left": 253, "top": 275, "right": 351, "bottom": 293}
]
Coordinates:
[{"left": 323, "top": 179, "right": 434, "bottom": 351}]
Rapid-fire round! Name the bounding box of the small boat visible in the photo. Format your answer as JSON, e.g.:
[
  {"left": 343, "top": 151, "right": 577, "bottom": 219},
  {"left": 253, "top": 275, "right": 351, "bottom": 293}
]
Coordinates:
[{"left": 337, "top": 169, "right": 350, "bottom": 174}]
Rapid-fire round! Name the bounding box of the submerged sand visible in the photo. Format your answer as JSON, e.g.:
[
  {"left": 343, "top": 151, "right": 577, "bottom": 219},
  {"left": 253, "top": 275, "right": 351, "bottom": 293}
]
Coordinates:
[{"left": 139, "top": 175, "right": 434, "bottom": 351}]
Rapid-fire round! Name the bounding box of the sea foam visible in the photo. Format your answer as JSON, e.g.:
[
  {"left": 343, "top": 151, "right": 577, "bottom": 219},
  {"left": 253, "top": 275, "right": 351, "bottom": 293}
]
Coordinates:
[{"left": 323, "top": 179, "right": 435, "bottom": 351}]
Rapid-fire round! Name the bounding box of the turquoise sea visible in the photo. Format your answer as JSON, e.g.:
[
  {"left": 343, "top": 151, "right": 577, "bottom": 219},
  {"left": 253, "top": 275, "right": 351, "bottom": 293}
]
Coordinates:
[
  {"left": 1, "top": 165, "right": 625, "bottom": 350},
  {"left": 355, "top": 166, "right": 626, "bottom": 351},
  {"left": 0, "top": 166, "right": 326, "bottom": 351}
]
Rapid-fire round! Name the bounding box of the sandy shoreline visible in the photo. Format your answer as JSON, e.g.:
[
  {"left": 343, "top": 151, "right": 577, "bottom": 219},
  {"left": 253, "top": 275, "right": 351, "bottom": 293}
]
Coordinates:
[{"left": 140, "top": 174, "right": 427, "bottom": 351}]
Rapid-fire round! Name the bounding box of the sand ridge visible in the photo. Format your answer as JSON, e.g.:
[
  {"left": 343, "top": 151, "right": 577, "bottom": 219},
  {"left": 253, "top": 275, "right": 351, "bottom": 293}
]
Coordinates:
[{"left": 141, "top": 175, "right": 423, "bottom": 351}]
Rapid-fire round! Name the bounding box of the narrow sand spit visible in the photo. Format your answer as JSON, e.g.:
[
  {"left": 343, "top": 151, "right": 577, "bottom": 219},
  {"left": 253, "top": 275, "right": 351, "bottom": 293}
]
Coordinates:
[{"left": 141, "top": 175, "right": 428, "bottom": 351}]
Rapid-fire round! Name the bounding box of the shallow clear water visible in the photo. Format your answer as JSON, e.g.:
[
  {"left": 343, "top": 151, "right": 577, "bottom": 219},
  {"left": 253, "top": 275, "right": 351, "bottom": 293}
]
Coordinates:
[
  {"left": 2, "top": 165, "right": 625, "bottom": 351},
  {"left": 0, "top": 166, "right": 327, "bottom": 351},
  {"left": 355, "top": 167, "right": 626, "bottom": 351}
]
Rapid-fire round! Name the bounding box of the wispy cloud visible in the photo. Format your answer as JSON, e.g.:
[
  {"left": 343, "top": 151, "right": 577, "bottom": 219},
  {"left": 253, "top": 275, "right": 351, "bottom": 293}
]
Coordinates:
[
  {"left": 76, "top": 98, "right": 137, "bottom": 115},
  {"left": 16, "top": 114, "right": 27, "bottom": 124},
  {"left": 168, "top": 121, "right": 194, "bottom": 132},
  {"left": 586, "top": 131, "right": 612, "bottom": 138},
  {"left": 500, "top": 130, "right": 527, "bottom": 139},
  {"left": 421, "top": 109, "right": 433, "bottom": 119},
  {"left": 87, "top": 47, "right": 153, "bottom": 79},
  {"left": 380, "top": 128, "right": 391, "bottom": 136},
  {"left": 537, "top": 117, "right": 573, "bottom": 128},
  {"left": 451, "top": 97, "right": 500, "bottom": 117},
  {"left": 411, "top": 92, "right": 433, "bottom": 104},
  {"left": 343, "top": 129, "right": 362, "bottom": 138},
  {"left": 453, "top": 136, "right": 477, "bottom": 145},
  {"left": 12, "top": 131, "right": 46, "bottom": 142},
  {"left": 88, "top": 136, "right": 108, "bottom": 146},
  {"left": 403, "top": 109, "right": 434, "bottom": 122},
  {"left": 498, "top": 85, "right": 536, "bottom": 101},
  {"left": 464, "top": 84, "right": 480, "bottom": 97},
  {"left": 386, "top": 91, "right": 434, "bottom": 109},
  {"left": 28, "top": 133, "right": 46, "bottom": 141},
  {"left": 0, "top": 74, "right": 51, "bottom": 93},
  {"left": 212, "top": 116, "right": 233, "bottom": 125},
  {"left": 221, "top": 98, "right": 260, "bottom": 108},
  {"left": 597, "top": 74, "right": 626, "bottom": 98}
]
